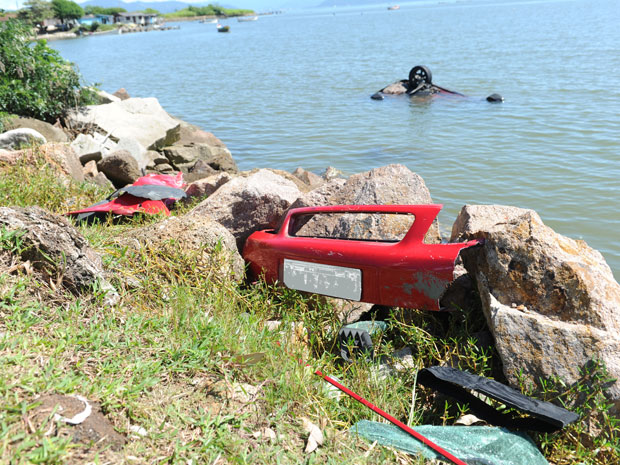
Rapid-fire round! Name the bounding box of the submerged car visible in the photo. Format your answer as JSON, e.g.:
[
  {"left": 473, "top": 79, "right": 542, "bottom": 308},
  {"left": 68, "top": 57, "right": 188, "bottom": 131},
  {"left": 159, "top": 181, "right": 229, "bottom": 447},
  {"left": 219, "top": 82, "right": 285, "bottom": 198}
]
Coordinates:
[
  {"left": 243, "top": 204, "right": 482, "bottom": 311},
  {"left": 371, "top": 65, "right": 503, "bottom": 102}
]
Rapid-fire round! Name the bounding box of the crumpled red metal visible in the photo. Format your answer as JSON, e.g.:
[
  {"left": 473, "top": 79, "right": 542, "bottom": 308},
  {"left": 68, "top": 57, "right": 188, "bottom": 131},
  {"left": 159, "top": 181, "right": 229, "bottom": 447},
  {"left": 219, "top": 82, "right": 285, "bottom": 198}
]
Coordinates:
[
  {"left": 67, "top": 173, "right": 186, "bottom": 219},
  {"left": 243, "top": 204, "right": 482, "bottom": 311}
]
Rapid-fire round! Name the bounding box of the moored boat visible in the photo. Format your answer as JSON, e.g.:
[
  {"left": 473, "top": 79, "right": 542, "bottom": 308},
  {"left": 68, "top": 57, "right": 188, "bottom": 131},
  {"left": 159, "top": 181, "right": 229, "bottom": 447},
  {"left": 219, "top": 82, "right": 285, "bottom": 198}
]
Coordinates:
[
  {"left": 216, "top": 24, "right": 230, "bottom": 32},
  {"left": 238, "top": 15, "right": 258, "bottom": 22},
  {"left": 387, "top": 5, "right": 400, "bottom": 10}
]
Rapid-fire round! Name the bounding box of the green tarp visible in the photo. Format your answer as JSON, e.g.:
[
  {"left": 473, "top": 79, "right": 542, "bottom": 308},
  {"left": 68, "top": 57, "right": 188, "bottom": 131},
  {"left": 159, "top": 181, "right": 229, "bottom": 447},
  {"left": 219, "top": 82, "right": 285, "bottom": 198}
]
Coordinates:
[{"left": 351, "top": 421, "right": 549, "bottom": 465}]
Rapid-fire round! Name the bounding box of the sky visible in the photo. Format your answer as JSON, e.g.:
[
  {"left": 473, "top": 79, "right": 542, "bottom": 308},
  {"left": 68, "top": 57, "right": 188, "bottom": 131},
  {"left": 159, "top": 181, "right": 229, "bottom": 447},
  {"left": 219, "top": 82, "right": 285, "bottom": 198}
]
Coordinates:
[{"left": 1, "top": 0, "right": 306, "bottom": 11}]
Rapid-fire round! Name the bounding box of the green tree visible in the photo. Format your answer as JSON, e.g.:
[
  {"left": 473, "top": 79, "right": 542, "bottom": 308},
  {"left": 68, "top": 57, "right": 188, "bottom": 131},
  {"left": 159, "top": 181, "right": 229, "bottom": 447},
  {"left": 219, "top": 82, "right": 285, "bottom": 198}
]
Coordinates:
[
  {"left": 84, "top": 5, "right": 105, "bottom": 15},
  {"left": 0, "top": 19, "right": 95, "bottom": 121},
  {"left": 51, "top": 0, "right": 83, "bottom": 24},
  {"left": 17, "top": 0, "right": 53, "bottom": 25},
  {"left": 103, "top": 7, "right": 126, "bottom": 15},
  {"left": 141, "top": 8, "right": 160, "bottom": 14}
]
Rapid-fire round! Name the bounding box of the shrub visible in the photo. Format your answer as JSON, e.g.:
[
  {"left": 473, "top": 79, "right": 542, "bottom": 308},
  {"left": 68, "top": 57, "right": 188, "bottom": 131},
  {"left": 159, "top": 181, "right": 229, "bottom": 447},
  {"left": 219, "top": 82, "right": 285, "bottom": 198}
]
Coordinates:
[{"left": 0, "top": 19, "right": 96, "bottom": 122}]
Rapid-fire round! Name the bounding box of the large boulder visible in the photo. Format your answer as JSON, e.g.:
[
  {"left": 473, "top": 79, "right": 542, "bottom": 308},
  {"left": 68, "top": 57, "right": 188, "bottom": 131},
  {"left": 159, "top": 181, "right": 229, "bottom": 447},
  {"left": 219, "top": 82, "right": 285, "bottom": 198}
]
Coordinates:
[
  {"left": 185, "top": 172, "right": 233, "bottom": 201},
  {"left": 122, "top": 214, "right": 245, "bottom": 282},
  {"left": 3, "top": 117, "right": 68, "bottom": 143},
  {"left": 0, "top": 128, "right": 46, "bottom": 150},
  {"left": 163, "top": 144, "right": 237, "bottom": 174},
  {"left": 162, "top": 120, "right": 237, "bottom": 176},
  {"left": 66, "top": 98, "right": 180, "bottom": 150},
  {"left": 190, "top": 169, "right": 301, "bottom": 250},
  {"left": 289, "top": 164, "right": 441, "bottom": 243},
  {"left": 97, "top": 150, "right": 141, "bottom": 187},
  {"left": 0, "top": 207, "right": 115, "bottom": 296},
  {"left": 115, "top": 137, "right": 149, "bottom": 171},
  {"left": 176, "top": 120, "right": 228, "bottom": 147},
  {"left": 451, "top": 205, "right": 620, "bottom": 410},
  {"left": 1, "top": 143, "right": 84, "bottom": 184}
]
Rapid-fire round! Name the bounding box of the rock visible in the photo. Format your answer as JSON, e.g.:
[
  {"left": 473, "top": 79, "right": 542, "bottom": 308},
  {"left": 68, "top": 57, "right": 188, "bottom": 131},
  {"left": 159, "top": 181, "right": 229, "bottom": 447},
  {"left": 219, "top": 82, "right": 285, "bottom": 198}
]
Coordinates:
[
  {"left": 70, "top": 133, "right": 102, "bottom": 163},
  {"left": 175, "top": 120, "right": 228, "bottom": 147},
  {"left": 184, "top": 159, "right": 217, "bottom": 183},
  {"left": 185, "top": 172, "right": 232, "bottom": 200},
  {"left": 115, "top": 137, "right": 148, "bottom": 171},
  {"left": 265, "top": 168, "right": 314, "bottom": 193},
  {"left": 97, "top": 150, "right": 141, "bottom": 187},
  {"left": 66, "top": 98, "right": 180, "bottom": 150},
  {"left": 83, "top": 160, "right": 98, "bottom": 179},
  {"left": 452, "top": 204, "right": 620, "bottom": 410},
  {"left": 92, "top": 132, "right": 118, "bottom": 157},
  {"left": 122, "top": 214, "right": 245, "bottom": 282},
  {"left": 323, "top": 166, "right": 344, "bottom": 181},
  {"left": 0, "top": 207, "right": 115, "bottom": 296},
  {"left": 0, "top": 128, "right": 46, "bottom": 150},
  {"left": 163, "top": 144, "right": 237, "bottom": 174},
  {"left": 293, "top": 167, "right": 324, "bottom": 189},
  {"left": 3, "top": 117, "right": 68, "bottom": 143},
  {"left": 289, "top": 164, "right": 441, "bottom": 243},
  {"left": 145, "top": 150, "right": 164, "bottom": 169},
  {"left": 41, "top": 143, "right": 84, "bottom": 183},
  {"left": 92, "top": 172, "right": 114, "bottom": 189},
  {"left": 93, "top": 89, "right": 120, "bottom": 104},
  {"left": 112, "top": 88, "right": 130, "bottom": 100},
  {"left": 328, "top": 298, "right": 374, "bottom": 324},
  {"left": 83, "top": 159, "right": 113, "bottom": 189},
  {"left": 191, "top": 169, "right": 301, "bottom": 250},
  {"left": 0, "top": 143, "right": 82, "bottom": 184},
  {"left": 154, "top": 163, "right": 175, "bottom": 174}
]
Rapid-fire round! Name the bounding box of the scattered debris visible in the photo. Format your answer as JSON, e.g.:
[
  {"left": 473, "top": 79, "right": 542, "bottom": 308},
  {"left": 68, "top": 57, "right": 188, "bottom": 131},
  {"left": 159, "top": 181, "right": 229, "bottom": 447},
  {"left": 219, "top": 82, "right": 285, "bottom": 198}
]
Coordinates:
[
  {"left": 128, "top": 424, "right": 148, "bottom": 437},
  {"left": 338, "top": 321, "right": 387, "bottom": 362},
  {"left": 67, "top": 173, "right": 186, "bottom": 222},
  {"left": 314, "top": 370, "right": 467, "bottom": 465},
  {"left": 52, "top": 394, "right": 92, "bottom": 425},
  {"left": 302, "top": 417, "right": 324, "bottom": 453},
  {"left": 417, "top": 366, "right": 579, "bottom": 432}
]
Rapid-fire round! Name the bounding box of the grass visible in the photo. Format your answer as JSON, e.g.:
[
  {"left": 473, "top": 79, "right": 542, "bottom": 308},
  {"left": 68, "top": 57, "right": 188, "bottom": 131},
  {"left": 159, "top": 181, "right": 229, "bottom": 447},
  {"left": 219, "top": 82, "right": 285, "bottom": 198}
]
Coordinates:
[{"left": 0, "top": 149, "right": 619, "bottom": 464}]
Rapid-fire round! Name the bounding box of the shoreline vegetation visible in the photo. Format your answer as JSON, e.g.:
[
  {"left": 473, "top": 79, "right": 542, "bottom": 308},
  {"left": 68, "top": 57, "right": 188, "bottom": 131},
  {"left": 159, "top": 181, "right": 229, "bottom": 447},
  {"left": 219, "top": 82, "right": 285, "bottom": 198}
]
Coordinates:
[
  {"left": 1, "top": 16, "right": 620, "bottom": 465},
  {"left": 0, "top": 2, "right": 256, "bottom": 42}
]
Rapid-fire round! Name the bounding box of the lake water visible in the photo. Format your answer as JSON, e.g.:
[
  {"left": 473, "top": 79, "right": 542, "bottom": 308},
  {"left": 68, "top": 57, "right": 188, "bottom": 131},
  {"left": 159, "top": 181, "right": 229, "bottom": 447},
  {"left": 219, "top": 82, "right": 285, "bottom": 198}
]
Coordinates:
[{"left": 50, "top": 0, "right": 620, "bottom": 279}]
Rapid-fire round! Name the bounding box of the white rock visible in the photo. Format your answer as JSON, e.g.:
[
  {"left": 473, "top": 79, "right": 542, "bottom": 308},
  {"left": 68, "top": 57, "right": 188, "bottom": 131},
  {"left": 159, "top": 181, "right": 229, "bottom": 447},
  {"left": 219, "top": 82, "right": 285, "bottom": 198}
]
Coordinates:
[
  {"left": 66, "top": 97, "right": 180, "bottom": 150},
  {"left": 70, "top": 133, "right": 102, "bottom": 163},
  {"left": 0, "top": 128, "right": 46, "bottom": 150}
]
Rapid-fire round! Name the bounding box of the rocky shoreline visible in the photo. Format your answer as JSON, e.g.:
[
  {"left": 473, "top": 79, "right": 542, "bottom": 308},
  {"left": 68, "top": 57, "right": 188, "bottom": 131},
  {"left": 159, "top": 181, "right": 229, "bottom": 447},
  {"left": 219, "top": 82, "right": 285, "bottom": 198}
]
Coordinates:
[{"left": 2, "top": 90, "right": 620, "bottom": 415}]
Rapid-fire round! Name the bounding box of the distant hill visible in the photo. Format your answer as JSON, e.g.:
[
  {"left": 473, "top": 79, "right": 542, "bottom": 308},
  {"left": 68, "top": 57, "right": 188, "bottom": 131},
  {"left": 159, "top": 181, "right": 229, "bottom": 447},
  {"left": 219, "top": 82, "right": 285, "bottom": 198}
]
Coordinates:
[
  {"left": 77, "top": 0, "right": 235, "bottom": 14},
  {"left": 317, "top": 0, "right": 400, "bottom": 6}
]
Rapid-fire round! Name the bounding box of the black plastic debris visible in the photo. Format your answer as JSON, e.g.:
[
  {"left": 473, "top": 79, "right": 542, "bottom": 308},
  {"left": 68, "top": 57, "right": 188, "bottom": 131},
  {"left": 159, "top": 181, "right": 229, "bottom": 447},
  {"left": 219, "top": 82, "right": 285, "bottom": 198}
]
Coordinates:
[
  {"left": 338, "top": 321, "right": 387, "bottom": 362},
  {"left": 417, "top": 366, "right": 579, "bottom": 432}
]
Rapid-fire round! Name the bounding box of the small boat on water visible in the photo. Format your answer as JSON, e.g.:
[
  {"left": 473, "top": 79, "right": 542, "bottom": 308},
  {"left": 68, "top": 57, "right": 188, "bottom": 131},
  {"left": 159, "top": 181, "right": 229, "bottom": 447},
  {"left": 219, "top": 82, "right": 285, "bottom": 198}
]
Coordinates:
[
  {"left": 216, "top": 24, "right": 230, "bottom": 32},
  {"left": 387, "top": 5, "right": 400, "bottom": 10},
  {"left": 200, "top": 18, "right": 218, "bottom": 23},
  {"left": 238, "top": 15, "right": 258, "bottom": 22}
]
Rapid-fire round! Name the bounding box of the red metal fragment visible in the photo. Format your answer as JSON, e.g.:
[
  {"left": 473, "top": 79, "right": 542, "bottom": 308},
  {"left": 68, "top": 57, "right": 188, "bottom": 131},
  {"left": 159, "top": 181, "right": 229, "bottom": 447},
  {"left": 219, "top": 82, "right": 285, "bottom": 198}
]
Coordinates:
[{"left": 243, "top": 204, "right": 481, "bottom": 311}]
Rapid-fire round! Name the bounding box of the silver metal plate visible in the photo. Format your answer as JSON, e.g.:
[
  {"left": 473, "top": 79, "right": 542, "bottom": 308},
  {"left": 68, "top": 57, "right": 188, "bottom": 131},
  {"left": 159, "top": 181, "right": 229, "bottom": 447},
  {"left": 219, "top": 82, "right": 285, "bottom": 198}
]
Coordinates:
[{"left": 282, "top": 259, "right": 362, "bottom": 300}]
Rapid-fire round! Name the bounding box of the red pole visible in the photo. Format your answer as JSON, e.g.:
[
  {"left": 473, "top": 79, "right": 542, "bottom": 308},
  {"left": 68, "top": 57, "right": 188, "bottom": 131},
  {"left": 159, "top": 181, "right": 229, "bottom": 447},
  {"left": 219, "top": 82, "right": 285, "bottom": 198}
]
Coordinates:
[{"left": 315, "top": 369, "right": 469, "bottom": 465}]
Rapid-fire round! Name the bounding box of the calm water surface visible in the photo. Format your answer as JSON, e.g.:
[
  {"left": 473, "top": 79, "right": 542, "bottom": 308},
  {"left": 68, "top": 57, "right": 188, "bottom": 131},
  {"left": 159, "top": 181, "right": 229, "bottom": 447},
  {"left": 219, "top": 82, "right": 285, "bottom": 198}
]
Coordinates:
[{"left": 51, "top": 0, "right": 620, "bottom": 278}]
